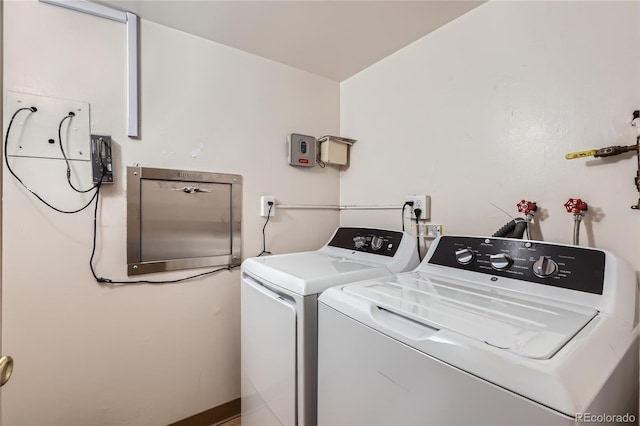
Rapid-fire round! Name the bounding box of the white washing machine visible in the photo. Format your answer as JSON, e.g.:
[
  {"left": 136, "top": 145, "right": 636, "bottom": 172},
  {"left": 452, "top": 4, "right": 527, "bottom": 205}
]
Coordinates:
[
  {"left": 241, "top": 227, "right": 419, "bottom": 426},
  {"left": 318, "top": 235, "right": 639, "bottom": 425}
]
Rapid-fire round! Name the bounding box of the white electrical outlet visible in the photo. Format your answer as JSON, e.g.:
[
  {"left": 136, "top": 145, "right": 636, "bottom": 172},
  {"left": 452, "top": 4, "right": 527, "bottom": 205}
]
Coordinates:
[
  {"left": 426, "top": 224, "right": 443, "bottom": 238},
  {"left": 405, "top": 195, "right": 430, "bottom": 220},
  {"left": 260, "top": 196, "right": 275, "bottom": 217}
]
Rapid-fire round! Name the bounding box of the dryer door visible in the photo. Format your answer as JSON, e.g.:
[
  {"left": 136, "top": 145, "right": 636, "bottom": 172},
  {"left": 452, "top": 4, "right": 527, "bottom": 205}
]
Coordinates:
[{"left": 242, "top": 276, "right": 297, "bottom": 426}]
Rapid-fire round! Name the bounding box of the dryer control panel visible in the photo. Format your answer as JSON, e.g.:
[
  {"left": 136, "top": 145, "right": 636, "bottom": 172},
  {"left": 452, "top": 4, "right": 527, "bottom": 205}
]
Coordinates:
[
  {"left": 428, "top": 236, "right": 605, "bottom": 295},
  {"left": 328, "top": 227, "right": 403, "bottom": 257}
]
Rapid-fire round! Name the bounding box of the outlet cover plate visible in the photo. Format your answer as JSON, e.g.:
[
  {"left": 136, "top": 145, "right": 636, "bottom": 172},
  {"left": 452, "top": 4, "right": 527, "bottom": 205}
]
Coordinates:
[
  {"left": 405, "top": 195, "right": 430, "bottom": 220},
  {"left": 261, "top": 195, "right": 275, "bottom": 217}
]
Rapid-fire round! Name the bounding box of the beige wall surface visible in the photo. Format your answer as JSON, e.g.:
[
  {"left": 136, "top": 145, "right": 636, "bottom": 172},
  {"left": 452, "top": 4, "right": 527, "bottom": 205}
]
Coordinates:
[
  {"left": 4, "top": 0, "right": 640, "bottom": 424},
  {"left": 2, "top": 1, "right": 339, "bottom": 424},
  {"left": 340, "top": 1, "right": 640, "bottom": 269}
]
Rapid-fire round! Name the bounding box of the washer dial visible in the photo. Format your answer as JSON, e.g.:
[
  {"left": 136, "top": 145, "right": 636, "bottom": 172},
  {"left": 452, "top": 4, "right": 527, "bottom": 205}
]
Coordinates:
[
  {"left": 455, "top": 248, "right": 475, "bottom": 265},
  {"left": 532, "top": 256, "right": 558, "bottom": 278}
]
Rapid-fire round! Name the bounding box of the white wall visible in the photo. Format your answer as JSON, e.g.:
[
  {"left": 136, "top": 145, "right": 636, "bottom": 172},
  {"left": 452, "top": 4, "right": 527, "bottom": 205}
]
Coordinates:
[
  {"left": 340, "top": 1, "right": 640, "bottom": 270},
  {"left": 2, "top": 1, "right": 339, "bottom": 424},
  {"left": 5, "top": 0, "right": 640, "bottom": 424}
]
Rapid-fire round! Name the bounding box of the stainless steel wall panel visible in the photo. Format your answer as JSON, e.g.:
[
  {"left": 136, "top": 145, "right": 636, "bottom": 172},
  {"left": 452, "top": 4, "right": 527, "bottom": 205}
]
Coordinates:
[{"left": 127, "top": 166, "right": 242, "bottom": 275}]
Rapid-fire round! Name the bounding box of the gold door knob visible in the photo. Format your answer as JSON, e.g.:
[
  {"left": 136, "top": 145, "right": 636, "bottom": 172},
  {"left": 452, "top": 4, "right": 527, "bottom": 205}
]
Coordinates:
[{"left": 0, "top": 356, "right": 14, "bottom": 386}]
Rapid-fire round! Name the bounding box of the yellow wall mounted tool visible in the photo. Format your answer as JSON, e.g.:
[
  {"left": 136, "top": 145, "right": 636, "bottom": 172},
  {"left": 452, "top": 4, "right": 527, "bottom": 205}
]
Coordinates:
[
  {"left": 565, "top": 145, "right": 637, "bottom": 160},
  {"left": 565, "top": 150, "right": 597, "bottom": 160},
  {"left": 566, "top": 140, "right": 640, "bottom": 210}
]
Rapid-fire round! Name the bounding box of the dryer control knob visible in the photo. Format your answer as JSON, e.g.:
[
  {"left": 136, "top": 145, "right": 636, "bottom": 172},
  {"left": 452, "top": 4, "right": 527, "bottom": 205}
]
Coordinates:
[
  {"left": 532, "top": 256, "right": 558, "bottom": 278},
  {"left": 371, "top": 236, "right": 383, "bottom": 251},
  {"left": 455, "top": 248, "right": 475, "bottom": 265},
  {"left": 490, "top": 253, "right": 513, "bottom": 271},
  {"left": 353, "top": 236, "right": 366, "bottom": 249}
]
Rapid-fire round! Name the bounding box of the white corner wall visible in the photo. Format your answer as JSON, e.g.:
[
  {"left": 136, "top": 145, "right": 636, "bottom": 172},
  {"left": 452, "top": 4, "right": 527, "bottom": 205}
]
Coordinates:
[
  {"left": 2, "top": 1, "right": 339, "bottom": 424},
  {"left": 340, "top": 1, "right": 640, "bottom": 271}
]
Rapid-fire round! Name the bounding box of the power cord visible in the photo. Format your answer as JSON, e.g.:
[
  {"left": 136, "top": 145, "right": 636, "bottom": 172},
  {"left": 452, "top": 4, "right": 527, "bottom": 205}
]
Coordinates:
[
  {"left": 256, "top": 201, "right": 274, "bottom": 257},
  {"left": 58, "top": 112, "right": 100, "bottom": 193},
  {"left": 401, "top": 201, "right": 414, "bottom": 231},
  {"left": 414, "top": 208, "right": 422, "bottom": 262},
  {"left": 4, "top": 107, "right": 98, "bottom": 214}
]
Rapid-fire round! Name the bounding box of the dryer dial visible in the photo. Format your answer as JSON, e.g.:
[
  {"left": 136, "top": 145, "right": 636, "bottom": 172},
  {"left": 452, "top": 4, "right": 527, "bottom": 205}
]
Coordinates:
[
  {"left": 371, "top": 236, "right": 384, "bottom": 251},
  {"left": 353, "top": 236, "right": 366, "bottom": 249}
]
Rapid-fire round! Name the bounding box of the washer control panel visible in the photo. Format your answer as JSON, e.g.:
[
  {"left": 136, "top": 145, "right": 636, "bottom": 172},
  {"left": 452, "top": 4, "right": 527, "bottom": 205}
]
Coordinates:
[
  {"left": 428, "top": 236, "right": 605, "bottom": 294},
  {"left": 328, "top": 227, "right": 403, "bottom": 257}
]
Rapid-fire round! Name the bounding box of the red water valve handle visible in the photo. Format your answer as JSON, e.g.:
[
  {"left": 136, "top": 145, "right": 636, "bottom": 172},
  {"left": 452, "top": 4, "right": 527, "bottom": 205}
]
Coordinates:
[
  {"left": 516, "top": 200, "right": 537, "bottom": 215},
  {"left": 564, "top": 198, "right": 587, "bottom": 214}
]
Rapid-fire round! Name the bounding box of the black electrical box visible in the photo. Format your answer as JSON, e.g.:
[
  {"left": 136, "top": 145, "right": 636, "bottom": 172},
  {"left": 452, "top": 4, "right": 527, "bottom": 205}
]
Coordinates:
[{"left": 90, "top": 134, "right": 113, "bottom": 184}]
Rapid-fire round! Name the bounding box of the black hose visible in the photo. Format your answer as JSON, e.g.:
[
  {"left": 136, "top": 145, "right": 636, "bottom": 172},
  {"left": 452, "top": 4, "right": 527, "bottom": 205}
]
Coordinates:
[
  {"left": 492, "top": 220, "right": 515, "bottom": 237},
  {"left": 492, "top": 217, "right": 527, "bottom": 239},
  {"left": 512, "top": 219, "right": 527, "bottom": 239}
]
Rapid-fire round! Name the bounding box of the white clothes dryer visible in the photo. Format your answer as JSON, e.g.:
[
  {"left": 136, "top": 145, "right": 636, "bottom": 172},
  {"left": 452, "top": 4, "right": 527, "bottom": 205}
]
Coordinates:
[
  {"left": 241, "top": 227, "right": 419, "bottom": 426},
  {"left": 318, "top": 235, "right": 639, "bottom": 425}
]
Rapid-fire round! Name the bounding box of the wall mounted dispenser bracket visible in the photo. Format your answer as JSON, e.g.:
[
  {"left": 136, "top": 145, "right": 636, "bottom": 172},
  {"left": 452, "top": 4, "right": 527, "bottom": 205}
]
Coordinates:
[{"left": 318, "top": 135, "right": 357, "bottom": 166}]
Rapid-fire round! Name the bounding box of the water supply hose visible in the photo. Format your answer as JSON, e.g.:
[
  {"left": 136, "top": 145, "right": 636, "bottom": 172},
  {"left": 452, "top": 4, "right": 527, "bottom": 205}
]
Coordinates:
[
  {"left": 564, "top": 198, "right": 587, "bottom": 246},
  {"left": 573, "top": 216, "right": 583, "bottom": 245}
]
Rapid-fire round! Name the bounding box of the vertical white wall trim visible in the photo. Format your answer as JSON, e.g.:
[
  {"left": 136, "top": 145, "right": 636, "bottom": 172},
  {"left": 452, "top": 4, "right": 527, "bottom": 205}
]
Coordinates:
[
  {"left": 38, "top": 0, "right": 139, "bottom": 137},
  {"left": 126, "top": 12, "right": 139, "bottom": 137}
]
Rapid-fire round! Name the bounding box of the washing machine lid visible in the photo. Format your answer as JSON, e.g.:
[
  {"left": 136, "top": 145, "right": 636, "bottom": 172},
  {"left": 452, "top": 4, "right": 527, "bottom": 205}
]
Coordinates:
[
  {"left": 342, "top": 272, "right": 598, "bottom": 360},
  {"left": 242, "top": 251, "right": 392, "bottom": 296}
]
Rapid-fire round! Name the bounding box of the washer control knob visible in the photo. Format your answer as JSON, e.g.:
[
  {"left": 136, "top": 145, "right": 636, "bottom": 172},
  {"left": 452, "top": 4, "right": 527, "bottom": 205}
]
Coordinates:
[
  {"left": 532, "top": 256, "right": 558, "bottom": 278},
  {"left": 455, "top": 248, "right": 475, "bottom": 265},
  {"left": 490, "top": 253, "right": 513, "bottom": 271}
]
